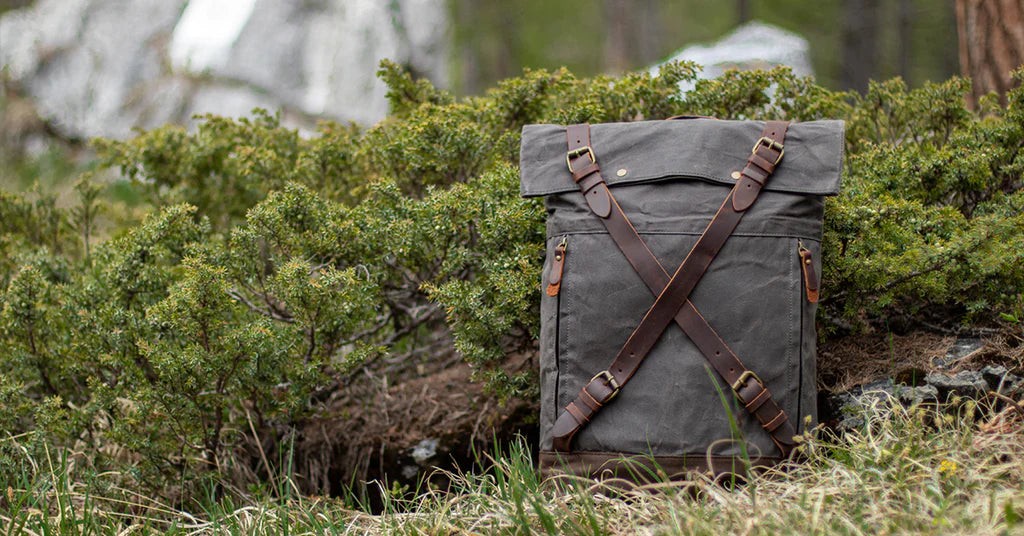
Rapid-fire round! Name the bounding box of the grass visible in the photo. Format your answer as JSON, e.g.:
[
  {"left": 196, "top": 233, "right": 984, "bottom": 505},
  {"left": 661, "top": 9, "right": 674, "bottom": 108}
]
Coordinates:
[{"left": 2, "top": 394, "right": 1023, "bottom": 535}]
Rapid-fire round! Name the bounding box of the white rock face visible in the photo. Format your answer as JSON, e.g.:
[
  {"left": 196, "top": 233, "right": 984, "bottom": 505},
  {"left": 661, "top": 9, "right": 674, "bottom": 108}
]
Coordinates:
[
  {"left": 169, "top": 0, "right": 257, "bottom": 72},
  {"left": 1, "top": 0, "right": 188, "bottom": 139},
  {"left": 654, "top": 21, "right": 813, "bottom": 92},
  {"left": 0, "top": 0, "right": 449, "bottom": 140}
]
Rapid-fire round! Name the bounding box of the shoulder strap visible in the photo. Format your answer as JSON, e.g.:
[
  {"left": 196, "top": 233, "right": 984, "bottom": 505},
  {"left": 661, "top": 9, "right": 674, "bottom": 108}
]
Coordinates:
[{"left": 552, "top": 122, "right": 797, "bottom": 457}]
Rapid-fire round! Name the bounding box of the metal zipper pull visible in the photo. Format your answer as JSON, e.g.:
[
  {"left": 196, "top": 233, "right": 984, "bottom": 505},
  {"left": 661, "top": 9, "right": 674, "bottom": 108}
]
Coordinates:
[
  {"left": 546, "top": 235, "right": 568, "bottom": 297},
  {"left": 798, "top": 241, "right": 819, "bottom": 303}
]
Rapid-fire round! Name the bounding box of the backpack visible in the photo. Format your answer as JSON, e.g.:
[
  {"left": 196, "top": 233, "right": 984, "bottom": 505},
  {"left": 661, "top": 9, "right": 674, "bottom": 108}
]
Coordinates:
[{"left": 518, "top": 118, "right": 844, "bottom": 480}]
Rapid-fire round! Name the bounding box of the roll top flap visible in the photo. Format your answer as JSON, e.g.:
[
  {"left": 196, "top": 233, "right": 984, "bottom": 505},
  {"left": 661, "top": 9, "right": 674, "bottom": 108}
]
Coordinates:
[{"left": 520, "top": 119, "right": 844, "bottom": 198}]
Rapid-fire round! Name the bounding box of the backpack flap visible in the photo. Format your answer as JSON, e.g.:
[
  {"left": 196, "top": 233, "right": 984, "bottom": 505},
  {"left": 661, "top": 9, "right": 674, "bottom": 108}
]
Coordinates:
[{"left": 520, "top": 119, "right": 844, "bottom": 199}]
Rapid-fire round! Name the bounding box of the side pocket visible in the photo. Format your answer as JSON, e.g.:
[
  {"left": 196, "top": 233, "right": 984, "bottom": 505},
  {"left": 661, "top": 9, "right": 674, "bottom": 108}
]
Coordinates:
[
  {"left": 549, "top": 236, "right": 567, "bottom": 426},
  {"left": 796, "top": 239, "right": 821, "bottom": 432},
  {"left": 539, "top": 235, "right": 567, "bottom": 451}
]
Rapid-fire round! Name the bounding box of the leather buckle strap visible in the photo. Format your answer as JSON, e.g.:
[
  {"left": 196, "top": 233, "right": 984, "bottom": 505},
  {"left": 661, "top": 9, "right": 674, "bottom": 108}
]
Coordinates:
[
  {"left": 752, "top": 136, "right": 785, "bottom": 165},
  {"left": 566, "top": 146, "right": 595, "bottom": 173},
  {"left": 588, "top": 370, "right": 620, "bottom": 403},
  {"left": 732, "top": 370, "right": 770, "bottom": 411},
  {"left": 731, "top": 369, "right": 763, "bottom": 397}
]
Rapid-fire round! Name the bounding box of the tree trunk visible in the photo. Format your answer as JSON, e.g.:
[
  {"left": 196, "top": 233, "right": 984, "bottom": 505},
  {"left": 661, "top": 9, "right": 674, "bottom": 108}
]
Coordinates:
[
  {"left": 603, "top": 0, "right": 632, "bottom": 73},
  {"left": 602, "top": 0, "right": 663, "bottom": 73},
  {"left": 898, "top": 0, "right": 913, "bottom": 84},
  {"left": 955, "top": 0, "right": 1024, "bottom": 106},
  {"left": 636, "top": 0, "right": 663, "bottom": 65},
  {"left": 454, "top": 0, "right": 481, "bottom": 95},
  {"left": 737, "top": 0, "right": 751, "bottom": 24},
  {"left": 841, "top": 0, "right": 880, "bottom": 93}
]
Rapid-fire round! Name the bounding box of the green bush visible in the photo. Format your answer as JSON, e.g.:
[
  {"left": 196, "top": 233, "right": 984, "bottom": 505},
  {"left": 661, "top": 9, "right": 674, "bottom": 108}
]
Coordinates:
[{"left": 1, "top": 60, "right": 1022, "bottom": 497}]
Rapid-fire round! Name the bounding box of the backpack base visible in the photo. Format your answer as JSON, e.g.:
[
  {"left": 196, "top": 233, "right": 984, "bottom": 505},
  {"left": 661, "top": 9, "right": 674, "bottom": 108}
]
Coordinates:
[{"left": 539, "top": 450, "right": 784, "bottom": 482}]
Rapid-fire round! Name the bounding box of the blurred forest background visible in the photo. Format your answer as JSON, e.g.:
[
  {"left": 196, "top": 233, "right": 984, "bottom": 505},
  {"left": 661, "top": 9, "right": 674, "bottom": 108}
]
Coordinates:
[
  {"left": 448, "top": 0, "right": 958, "bottom": 95},
  {"left": 0, "top": 0, "right": 972, "bottom": 197}
]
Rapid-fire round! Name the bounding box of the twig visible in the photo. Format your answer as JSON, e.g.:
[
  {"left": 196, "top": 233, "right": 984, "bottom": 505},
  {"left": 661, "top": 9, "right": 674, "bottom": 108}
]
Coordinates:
[{"left": 228, "top": 288, "right": 295, "bottom": 323}]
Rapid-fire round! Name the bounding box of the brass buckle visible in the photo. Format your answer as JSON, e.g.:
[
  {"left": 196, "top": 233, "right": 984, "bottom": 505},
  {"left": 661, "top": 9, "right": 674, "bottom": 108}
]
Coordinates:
[
  {"left": 566, "top": 146, "right": 595, "bottom": 173},
  {"left": 590, "top": 370, "right": 621, "bottom": 402},
  {"left": 752, "top": 137, "right": 785, "bottom": 165},
  {"left": 731, "top": 370, "right": 763, "bottom": 401}
]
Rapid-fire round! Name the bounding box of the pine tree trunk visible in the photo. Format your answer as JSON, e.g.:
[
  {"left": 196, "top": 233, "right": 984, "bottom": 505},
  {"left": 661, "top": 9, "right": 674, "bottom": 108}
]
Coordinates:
[
  {"left": 603, "top": 0, "right": 633, "bottom": 73},
  {"left": 737, "top": 0, "right": 751, "bottom": 24},
  {"left": 602, "top": 0, "right": 663, "bottom": 73},
  {"left": 841, "top": 0, "right": 880, "bottom": 93},
  {"left": 898, "top": 0, "right": 913, "bottom": 84},
  {"left": 955, "top": 0, "right": 1024, "bottom": 106}
]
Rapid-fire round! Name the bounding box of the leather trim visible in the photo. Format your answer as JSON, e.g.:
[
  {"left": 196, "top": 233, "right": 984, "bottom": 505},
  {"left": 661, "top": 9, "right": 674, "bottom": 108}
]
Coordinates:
[
  {"left": 799, "top": 245, "right": 820, "bottom": 303},
  {"left": 545, "top": 241, "right": 566, "bottom": 297}
]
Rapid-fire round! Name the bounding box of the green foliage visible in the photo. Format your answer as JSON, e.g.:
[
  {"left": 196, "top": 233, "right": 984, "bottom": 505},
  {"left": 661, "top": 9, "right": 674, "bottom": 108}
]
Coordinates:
[{"left": 1, "top": 61, "right": 1022, "bottom": 499}]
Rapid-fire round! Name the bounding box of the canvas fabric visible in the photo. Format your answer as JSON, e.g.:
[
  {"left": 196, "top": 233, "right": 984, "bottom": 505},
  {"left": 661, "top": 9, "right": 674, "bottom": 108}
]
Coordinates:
[{"left": 519, "top": 119, "right": 844, "bottom": 473}]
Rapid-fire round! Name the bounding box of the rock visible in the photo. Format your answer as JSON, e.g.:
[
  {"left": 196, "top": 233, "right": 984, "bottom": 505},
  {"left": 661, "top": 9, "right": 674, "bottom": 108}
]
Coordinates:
[
  {"left": 932, "top": 337, "right": 984, "bottom": 369},
  {"left": 820, "top": 379, "right": 897, "bottom": 432},
  {"left": 981, "top": 365, "right": 1021, "bottom": 394},
  {"left": 895, "top": 384, "right": 939, "bottom": 406},
  {"left": 855, "top": 378, "right": 896, "bottom": 398},
  {"left": 0, "top": 0, "right": 449, "bottom": 140},
  {"left": 400, "top": 465, "right": 419, "bottom": 480},
  {"left": 169, "top": 0, "right": 258, "bottom": 73},
  {"left": 410, "top": 437, "right": 439, "bottom": 465},
  {"left": 1, "top": 0, "right": 187, "bottom": 139},
  {"left": 924, "top": 371, "right": 989, "bottom": 401},
  {"left": 653, "top": 21, "right": 813, "bottom": 93}
]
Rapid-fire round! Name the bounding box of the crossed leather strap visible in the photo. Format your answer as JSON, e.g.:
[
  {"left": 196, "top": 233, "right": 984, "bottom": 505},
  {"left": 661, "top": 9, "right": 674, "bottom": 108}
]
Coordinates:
[{"left": 551, "top": 121, "right": 799, "bottom": 458}]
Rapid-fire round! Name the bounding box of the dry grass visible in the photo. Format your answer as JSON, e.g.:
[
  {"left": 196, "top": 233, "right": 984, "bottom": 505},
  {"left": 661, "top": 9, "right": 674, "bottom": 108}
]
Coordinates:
[{"left": 3, "top": 393, "right": 1024, "bottom": 535}]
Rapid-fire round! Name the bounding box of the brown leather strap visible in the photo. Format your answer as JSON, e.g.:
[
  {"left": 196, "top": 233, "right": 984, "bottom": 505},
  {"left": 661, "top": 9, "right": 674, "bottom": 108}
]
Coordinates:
[{"left": 554, "top": 122, "right": 797, "bottom": 457}]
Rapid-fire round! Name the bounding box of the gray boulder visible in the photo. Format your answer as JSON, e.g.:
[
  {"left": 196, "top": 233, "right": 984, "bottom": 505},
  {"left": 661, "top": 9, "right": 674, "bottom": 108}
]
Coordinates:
[
  {"left": 653, "top": 21, "right": 813, "bottom": 93},
  {"left": 1, "top": 0, "right": 188, "bottom": 139},
  {"left": 980, "top": 365, "right": 1022, "bottom": 395},
  {"left": 932, "top": 337, "right": 985, "bottom": 369},
  {"left": 0, "top": 0, "right": 449, "bottom": 140},
  {"left": 924, "top": 370, "right": 989, "bottom": 401}
]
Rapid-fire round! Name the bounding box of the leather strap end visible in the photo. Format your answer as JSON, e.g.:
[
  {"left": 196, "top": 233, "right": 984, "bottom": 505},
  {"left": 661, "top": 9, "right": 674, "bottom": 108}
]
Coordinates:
[
  {"left": 551, "top": 409, "right": 583, "bottom": 452},
  {"left": 546, "top": 244, "right": 566, "bottom": 296},
  {"left": 772, "top": 421, "right": 800, "bottom": 455},
  {"left": 584, "top": 182, "right": 613, "bottom": 218},
  {"left": 799, "top": 246, "right": 820, "bottom": 303},
  {"left": 731, "top": 179, "right": 761, "bottom": 212}
]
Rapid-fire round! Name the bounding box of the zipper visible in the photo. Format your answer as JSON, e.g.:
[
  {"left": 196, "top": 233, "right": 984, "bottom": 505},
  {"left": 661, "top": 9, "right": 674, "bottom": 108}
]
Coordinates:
[
  {"left": 546, "top": 235, "right": 568, "bottom": 297},
  {"left": 798, "top": 241, "right": 819, "bottom": 303},
  {"left": 549, "top": 235, "right": 567, "bottom": 424}
]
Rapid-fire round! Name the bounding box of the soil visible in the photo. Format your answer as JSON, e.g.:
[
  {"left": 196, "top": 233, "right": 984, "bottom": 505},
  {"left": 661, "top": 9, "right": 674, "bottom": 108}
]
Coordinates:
[
  {"left": 294, "top": 351, "right": 537, "bottom": 504},
  {"left": 819, "top": 330, "right": 1023, "bottom": 392}
]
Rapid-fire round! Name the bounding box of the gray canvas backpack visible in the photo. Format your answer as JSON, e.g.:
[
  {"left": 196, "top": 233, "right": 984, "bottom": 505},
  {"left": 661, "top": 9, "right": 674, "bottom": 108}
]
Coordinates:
[{"left": 519, "top": 118, "right": 844, "bottom": 480}]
